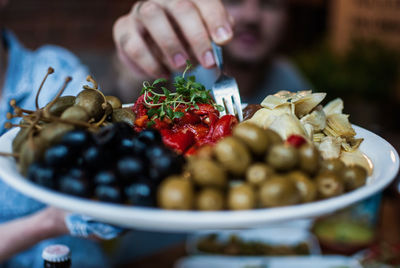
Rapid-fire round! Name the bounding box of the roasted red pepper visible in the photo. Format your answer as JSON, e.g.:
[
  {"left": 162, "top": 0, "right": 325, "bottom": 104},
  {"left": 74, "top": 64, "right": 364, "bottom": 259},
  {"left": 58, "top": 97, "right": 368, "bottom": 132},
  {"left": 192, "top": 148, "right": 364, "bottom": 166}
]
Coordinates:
[
  {"left": 211, "top": 115, "right": 238, "bottom": 142},
  {"left": 133, "top": 91, "right": 238, "bottom": 154},
  {"left": 160, "top": 129, "right": 194, "bottom": 154},
  {"left": 286, "top": 134, "right": 307, "bottom": 148}
]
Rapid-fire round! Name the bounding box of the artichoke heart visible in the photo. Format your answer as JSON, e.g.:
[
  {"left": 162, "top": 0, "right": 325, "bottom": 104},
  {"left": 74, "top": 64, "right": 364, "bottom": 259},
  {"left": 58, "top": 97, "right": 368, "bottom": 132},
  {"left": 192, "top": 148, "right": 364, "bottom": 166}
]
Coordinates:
[
  {"left": 323, "top": 98, "right": 344, "bottom": 116},
  {"left": 342, "top": 138, "right": 364, "bottom": 152},
  {"left": 248, "top": 104, "right": 292, "bottom": 129},
  {"left": 313, "top": 132, "right": 325, "bottom": 143},
  {"left": 318, "top": 136, "right": 342, "bottom": 159},
  {"left": 294, "top": 92, "right": 326, "bottom": 118},
  {"left": 268, "top": 113, "right": 307, "bottom": 140},
  {"left": 261, "top": 90, "right": 313, "bottom": 109},
  {"left": 324, "top": 114, "right": 356, "bottom": 138},
  {"left": 300, "top": 106, "right": 326, "bottom": 131},
  {"left": 261, "top": 95, "right": 288, "bottom": 109},
  {"left": 302, "top": 123, "right": 314, "bottom": 139}
]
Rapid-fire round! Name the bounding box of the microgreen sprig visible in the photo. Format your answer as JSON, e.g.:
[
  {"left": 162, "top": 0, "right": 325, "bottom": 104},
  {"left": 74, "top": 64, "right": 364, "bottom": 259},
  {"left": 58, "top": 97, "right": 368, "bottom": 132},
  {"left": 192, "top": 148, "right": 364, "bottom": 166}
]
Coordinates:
[{"left": 140, "top": 61, "right": 224, "bottom": 122}]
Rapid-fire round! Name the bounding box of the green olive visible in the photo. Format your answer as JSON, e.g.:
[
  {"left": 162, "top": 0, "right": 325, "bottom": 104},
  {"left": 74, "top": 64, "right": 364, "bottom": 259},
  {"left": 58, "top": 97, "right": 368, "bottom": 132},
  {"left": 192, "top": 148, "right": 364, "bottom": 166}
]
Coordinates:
[
  {"left": 111, "top": 108, "right": 136, "bottom": 127},
  {"left": 214, "top": 137, "right": 252, "bottom": 176},
  {"left": 12, "top": 127, "right": 30, "bottom": 154},
  {"left": 233, "top": 123, "right": 270, "bottom": 155},
  {"left": 45, "top": 95, "right": 76, "bottom": 116},
  {"left": 287, "top": 171, "right": 317, "bottom": 203},
  {"left": 298, "top": 144, "right": 320, "bottom": 175},
  {"left": 39, "top": 123, "right": 75, "bottom": 147},
  {"left": 246, "top": 163, "right": 274, "bottom": 186},
  {"left": 315, "top": 172, "right": 344, "bottom": 199},
  {"left": 259, "top": 175, "right": 301, "bottom": 207},
  {"left": 157, "top": 176, "right": 194, "bottom": 210},
  {"left": 264, "top": 129, "right": 283, "bottom": 145},
  {"left": 196, "top": 188, "right": 225, "bottom": 211},
  {"left": 74, "top": 89, "right": 105, "bottom": 121},
  {"left": 320, "top": 159, "right": 345, "bottom": 175},
  {"left": 342, "top": 165, "right": 367, "bottom": 191},
  {"left": 105, "top": 95, "right": 122, "bottom": 109},
  {"left": 60, "top": 106, "right": 90, "bottom": 122},
  {"left": 266, "top": 144, "right": 298, "bottom": 171},
  {"left": 228, "top": 183, "right": 256, "bottom": 210},
  {"left": 188, "top": 158, "right": 227, "bottom": 188},
  {"left": 18, "top": 137, "right": 46, "bottom": 176}
]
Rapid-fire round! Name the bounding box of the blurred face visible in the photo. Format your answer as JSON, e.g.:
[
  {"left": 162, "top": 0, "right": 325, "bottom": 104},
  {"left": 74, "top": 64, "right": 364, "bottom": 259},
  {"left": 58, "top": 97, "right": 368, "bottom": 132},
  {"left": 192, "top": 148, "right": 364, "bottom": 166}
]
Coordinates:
[{"left": 223, "top": 0, "right": 287, "bottom": 64}]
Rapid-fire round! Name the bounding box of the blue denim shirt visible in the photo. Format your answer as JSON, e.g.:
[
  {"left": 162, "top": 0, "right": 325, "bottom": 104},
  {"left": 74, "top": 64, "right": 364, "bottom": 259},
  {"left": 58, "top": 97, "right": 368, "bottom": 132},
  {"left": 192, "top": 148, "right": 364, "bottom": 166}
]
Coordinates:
[{"left": 0, "top": 30, "right": 109, "bottom": 268}]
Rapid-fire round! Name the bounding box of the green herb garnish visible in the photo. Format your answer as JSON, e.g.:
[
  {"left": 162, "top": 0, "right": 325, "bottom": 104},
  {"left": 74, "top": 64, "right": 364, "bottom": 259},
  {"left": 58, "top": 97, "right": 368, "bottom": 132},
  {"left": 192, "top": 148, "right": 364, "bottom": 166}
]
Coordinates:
[{"left": 140, "top": 61, "right": 224, "bottom": 121}]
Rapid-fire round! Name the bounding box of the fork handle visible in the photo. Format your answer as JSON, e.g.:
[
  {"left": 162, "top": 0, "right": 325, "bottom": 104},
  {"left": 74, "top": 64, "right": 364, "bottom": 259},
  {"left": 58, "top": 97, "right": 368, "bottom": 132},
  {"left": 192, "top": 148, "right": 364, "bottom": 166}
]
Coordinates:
[{"left": 211, "top": 41, "right": 224, "bottom": 71}]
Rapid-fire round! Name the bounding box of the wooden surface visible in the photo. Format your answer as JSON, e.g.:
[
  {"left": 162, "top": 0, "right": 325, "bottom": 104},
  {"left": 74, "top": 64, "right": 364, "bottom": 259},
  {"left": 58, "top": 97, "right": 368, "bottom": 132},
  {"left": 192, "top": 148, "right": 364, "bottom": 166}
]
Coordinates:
[{"left": 330, "top": 0, "right": 400, "bottom": 53}]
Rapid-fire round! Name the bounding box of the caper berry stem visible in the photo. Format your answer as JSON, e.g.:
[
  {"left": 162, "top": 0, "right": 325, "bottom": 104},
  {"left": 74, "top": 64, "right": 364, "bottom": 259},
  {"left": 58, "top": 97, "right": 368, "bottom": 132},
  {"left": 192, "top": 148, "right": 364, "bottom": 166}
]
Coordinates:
[
  {"left": 43, "top": 76, "right": 72, "bottom": 113},
  {"left": 3, "top": 122, "right": 29, "bottom": 129},
  {"left": 35, "top": 67, "right": 54, "bottom": 110},
  {"left": 86, "top": 75, "right": 98, "bottom": 89},
  {"left": 0, "top": 152, "right": 19, "bottom": 158}
]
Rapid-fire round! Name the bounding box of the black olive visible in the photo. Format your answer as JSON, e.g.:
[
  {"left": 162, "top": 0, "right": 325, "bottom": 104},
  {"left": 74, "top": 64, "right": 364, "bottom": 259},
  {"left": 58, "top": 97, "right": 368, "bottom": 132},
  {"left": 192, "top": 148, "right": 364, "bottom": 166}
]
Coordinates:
[
  {"left": 116, "top": 122, "right": 136, "bottom": 138},
  {"left": 94, "top": 124, "right": 120, "bottom": 147},
  {"left": 94, "top": 170, "right": 118, "bottom": 186},
  {"left": 60, "top": 130, "right": 93, "bottom": 150},
  {"left": 95, "top": 185, "right": 123, "bottom": 203},
  {"left": 131, "top": 137, "right": 147, "bottom": 156},
  {"left": 67, "top": 167, "right": 87, "bottom": 180},
  {"left": 28, "top": 162, "right": 56, "bottom": 189},
  {"left": 59, "top": 175, "right": 91, "bottom": 197},
  {"left": 145, "top": 145, "right": 169, "bottom": 160},
  {"left": 82, "top": 146, "right": 106, "bottom": 169},
  {"left": 117, "top": 156, "right": 146, "bottom": 184},
  {"left": 125, "top": 182, "right": 155, "bottom": 207},
  {"left": 137, "top": 129, "right": 162, "bottom": 145},
  {"left": 117, "top": 138, "right": 135, "bottom": 156},
  {"left": 44, "top": 144, "right": 72, "bottom": 167},
  {"left": 149, "top": 155, "right": 174, "bottom": 182}
]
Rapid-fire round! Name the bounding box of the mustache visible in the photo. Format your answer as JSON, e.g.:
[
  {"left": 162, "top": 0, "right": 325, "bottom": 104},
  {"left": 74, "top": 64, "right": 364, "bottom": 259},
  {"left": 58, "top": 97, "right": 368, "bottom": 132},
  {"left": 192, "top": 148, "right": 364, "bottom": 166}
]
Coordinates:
[{"left": 234, "top": 23, "right": 262, "bottom": 36}]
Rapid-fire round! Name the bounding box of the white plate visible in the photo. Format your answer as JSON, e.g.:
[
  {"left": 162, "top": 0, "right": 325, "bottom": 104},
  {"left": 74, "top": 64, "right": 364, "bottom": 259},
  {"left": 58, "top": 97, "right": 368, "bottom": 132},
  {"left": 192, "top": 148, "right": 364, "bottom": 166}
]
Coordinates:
[{"left": 0, "top": 126, "right": 398, "bottom": 232}]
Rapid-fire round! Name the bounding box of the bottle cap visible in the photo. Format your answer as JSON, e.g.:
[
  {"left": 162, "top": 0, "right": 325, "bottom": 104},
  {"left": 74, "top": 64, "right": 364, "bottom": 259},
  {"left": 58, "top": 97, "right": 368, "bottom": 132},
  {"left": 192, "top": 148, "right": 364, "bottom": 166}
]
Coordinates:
[{"left": 42, "top": 244, "right": 71, "bottom": 263}]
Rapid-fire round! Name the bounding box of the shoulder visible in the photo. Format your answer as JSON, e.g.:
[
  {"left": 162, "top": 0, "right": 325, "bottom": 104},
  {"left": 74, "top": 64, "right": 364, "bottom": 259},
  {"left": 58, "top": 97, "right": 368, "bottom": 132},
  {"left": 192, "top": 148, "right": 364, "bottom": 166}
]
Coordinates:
[{"left": 267, "top": 57, "right": 311, "bottom": 91}]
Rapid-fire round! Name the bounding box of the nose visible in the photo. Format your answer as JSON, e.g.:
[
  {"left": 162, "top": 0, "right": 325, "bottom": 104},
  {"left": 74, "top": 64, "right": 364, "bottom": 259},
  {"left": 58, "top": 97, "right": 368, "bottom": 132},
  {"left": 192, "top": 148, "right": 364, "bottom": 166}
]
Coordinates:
[{"left": 241, "top": 0, "right": 262, "bottom": 21}]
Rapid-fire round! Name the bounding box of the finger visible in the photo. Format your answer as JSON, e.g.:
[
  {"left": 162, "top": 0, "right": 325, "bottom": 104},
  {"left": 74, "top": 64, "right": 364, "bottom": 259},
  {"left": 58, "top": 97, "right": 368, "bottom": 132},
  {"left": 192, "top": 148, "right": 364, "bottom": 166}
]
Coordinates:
[
  {"left": 113, "top": 15, "right": 167, "bottom": 78},
  {"left": 190, "top": 0, "right": 233, "bottom": 45},
  {"left": 162, "top": 0, "right": 215, "bottom": 68},
  {"left": 135, "top": 1, "right": 189, "bottom": 69}
]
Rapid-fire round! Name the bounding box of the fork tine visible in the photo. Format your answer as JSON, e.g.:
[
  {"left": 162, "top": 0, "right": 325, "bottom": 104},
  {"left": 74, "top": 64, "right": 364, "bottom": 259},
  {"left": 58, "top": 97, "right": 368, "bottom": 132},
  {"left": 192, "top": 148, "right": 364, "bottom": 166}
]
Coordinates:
[
  {"left": 224, "top": 96, "right": 235, "bottom": 116},
  {"left": 232, "top": 91, "right": 244, "bottom": 122},
  {"left": 214, "top": 95, "right": 226, "bottom": 116}
]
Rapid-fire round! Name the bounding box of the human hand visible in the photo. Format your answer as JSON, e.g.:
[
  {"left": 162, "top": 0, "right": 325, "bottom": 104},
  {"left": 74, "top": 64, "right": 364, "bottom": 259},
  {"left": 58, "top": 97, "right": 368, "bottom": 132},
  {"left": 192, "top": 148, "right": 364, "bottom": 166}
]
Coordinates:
[{"left": 113, "top": 0, "right": 234, "bottom": 79}]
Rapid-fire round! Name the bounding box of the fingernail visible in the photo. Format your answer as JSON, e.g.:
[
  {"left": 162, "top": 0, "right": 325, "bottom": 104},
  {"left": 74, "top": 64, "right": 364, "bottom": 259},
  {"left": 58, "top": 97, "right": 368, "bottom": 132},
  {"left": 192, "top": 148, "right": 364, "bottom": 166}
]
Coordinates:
[
  {"left": 173, "top": 53, "right": 186, "bottom": 68},
  {"left": 215, "top": 26, "right": 232, "bottom": 43},
  {"left": 203, "top": 50, "right": 215, "bottom": 67}
]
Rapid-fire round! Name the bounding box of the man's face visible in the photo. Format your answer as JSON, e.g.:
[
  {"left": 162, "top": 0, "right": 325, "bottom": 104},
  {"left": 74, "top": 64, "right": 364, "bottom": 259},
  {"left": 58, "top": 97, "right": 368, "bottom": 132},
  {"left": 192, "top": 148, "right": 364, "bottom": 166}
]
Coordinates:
[{"left": 223, "top": 0, "right": 286, "bottom": 64}]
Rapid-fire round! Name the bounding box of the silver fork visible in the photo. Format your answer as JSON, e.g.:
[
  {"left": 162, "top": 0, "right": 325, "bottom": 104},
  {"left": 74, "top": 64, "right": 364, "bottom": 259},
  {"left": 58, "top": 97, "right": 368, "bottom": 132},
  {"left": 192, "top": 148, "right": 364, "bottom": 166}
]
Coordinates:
[{"left": 211, "top": 42, "right": 243, "bottom": 122}]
